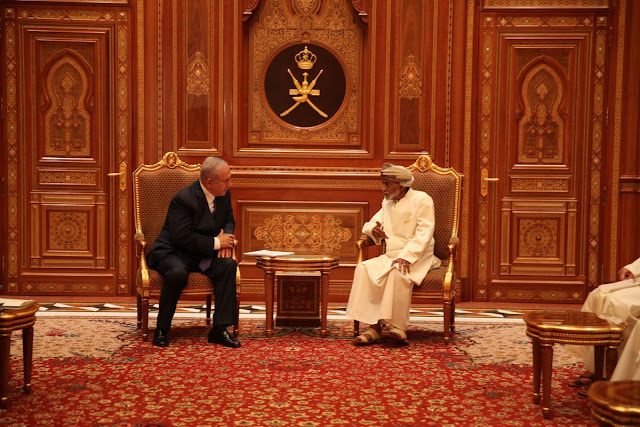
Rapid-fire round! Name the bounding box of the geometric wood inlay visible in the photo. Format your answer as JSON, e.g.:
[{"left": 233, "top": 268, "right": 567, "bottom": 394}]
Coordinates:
[{"left": 240, "top": 201, "right": 366, "bottom": 264}]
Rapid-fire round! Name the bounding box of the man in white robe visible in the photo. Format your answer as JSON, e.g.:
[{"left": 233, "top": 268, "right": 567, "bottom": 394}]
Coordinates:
[
  {"left": 346, "top": 163, "right": 441, "bottom": 345},
  {"left": 571, "top": 257, "right": 640, "bottom": 385}
]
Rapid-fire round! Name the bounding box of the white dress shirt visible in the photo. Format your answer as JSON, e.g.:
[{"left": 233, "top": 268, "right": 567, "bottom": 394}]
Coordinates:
[{"left": 199, "top": 181, "right": 221, "bottom": 250}]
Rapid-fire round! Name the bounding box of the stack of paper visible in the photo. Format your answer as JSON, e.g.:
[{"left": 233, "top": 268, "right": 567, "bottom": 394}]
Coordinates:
[{"left": 243, "top": 250, "right": 295, "bottom": 257}]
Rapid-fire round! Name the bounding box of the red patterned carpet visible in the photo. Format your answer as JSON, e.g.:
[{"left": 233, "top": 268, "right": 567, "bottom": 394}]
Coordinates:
[{"left": 3, "top": 317, "right": 596, "bottom": 426}]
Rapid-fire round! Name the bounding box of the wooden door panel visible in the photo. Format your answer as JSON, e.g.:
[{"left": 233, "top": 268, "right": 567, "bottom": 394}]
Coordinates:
[
  {"left": 477, "top": 13, "right": 609, "bottom": 302},
  {"left": 2, "top": 7, "right": 132, "bottom": 295}
]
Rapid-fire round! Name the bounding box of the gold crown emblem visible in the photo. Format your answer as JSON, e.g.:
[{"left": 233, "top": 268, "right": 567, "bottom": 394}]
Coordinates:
[{"left": 294, "top": 46, "right": 317, "bottom": 70}]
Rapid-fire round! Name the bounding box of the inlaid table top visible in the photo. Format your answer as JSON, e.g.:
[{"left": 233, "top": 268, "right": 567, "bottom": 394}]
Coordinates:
[
  {"left": 588, "top": 380, "right": 640, "bottom": 425},
  {"left": 524, "top": 310, "right": 625, "bottom": 346},
  {"left": 0, "top": 300, "right": 39, "bottom": 333},
  {"left": 255, "top": 254, "right": 340, "bottom": 271},
  {"left": 524, "top": 310, "right": 625, "bottom": 330}
]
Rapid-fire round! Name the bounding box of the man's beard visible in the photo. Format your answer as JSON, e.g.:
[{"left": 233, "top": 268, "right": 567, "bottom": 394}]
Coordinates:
[{"left": 384, "top": 189, "right": 402, "bottom": 200}]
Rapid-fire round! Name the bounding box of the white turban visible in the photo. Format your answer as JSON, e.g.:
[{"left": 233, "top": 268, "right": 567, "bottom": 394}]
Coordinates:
[{"left": 381, "top": 164, "right": 415, "bottom": 187}]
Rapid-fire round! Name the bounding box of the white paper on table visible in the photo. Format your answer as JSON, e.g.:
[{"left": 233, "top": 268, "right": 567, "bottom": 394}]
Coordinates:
[
  {"left": 0, "top": 298, "right": 33, "bottom": 307},
  {"left": 454, "top": 309, "right": 474, "bottom": 314},
  {"left": 177, "top": 307, "right": 200, "bottom": 313},
  {"left": 250, "top": 305, "right": 266, "bottom": 311},
  {"left": 243, "top": 250, "right": 295, "bottom": 257},
  {"left": 239, "top": 308, "right": 251, "bottom": 314},
  {"left": 78, "top": 306, "right": 100, "bottom": 312}
]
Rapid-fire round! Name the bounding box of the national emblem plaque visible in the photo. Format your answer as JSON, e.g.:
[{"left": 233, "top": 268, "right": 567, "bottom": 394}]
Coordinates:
[{"left": 264, "top": 43, "right": 347, "bottom": 128}]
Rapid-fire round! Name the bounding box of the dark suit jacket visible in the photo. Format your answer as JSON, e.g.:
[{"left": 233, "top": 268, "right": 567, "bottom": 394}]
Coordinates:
[{"left": 147, "top": 180, "right": 235, "bottom": 271}]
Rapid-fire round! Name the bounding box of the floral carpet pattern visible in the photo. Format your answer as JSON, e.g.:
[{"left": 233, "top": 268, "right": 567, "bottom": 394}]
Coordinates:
[{"left": 3, "top": 317, "right": 596, "bottom": 426}]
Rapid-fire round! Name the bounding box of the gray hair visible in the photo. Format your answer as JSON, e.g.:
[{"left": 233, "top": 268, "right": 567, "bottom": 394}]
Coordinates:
[{"left": 200, "top": 157, "right": 228, "bottom": 182}]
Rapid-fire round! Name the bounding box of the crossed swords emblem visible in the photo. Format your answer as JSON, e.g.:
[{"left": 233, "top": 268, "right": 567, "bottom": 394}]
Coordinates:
[{"left": 280, "top": 46, "right": 327, "bottom": 118}]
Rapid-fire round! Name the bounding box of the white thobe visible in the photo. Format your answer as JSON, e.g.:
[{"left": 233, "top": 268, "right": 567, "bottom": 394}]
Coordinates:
[
  {"left": 346, "top": 188, "right": 441, "bottom": 330},
  {"left": 575, "top": 257, "right": 640, "bottom": 380}
]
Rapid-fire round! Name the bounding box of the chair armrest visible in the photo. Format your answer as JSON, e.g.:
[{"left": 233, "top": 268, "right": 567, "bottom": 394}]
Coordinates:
[
  {"left": 443, "top": 235, "right": 459, "bottom": 297},
  {"left": 134, "top": 232, "right": 150, "bottom": 292},
  {"left": 232, "top": 240, "right": 242, "bottom": 290},
  {"left": 358, "top": 234, "right": 375, "bottom": 247},
  {"left": 448, "top": 235, "right": 459, "bottom": 261},
  {"left": 356, "top": 234, "right": 375, "bottom": 263}
]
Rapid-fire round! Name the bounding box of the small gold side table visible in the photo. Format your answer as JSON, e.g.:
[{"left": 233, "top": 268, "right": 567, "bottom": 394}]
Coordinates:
[
  {"left": 0, "top": 300, "right": 39, "bottom": 409},
  {"left": 523, "top": 310, "right": 625, "bottom": 419},
  {"left": 588, "top": 380, "right": 640, "bottom": 426},
  {"left": 256, "top": 255, "right": 339, "bottom": 338}
]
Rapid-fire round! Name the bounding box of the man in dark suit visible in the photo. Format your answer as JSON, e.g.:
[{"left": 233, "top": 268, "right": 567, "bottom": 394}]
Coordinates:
[{"left": 147, "top": 157, "right": 240, "bottom": 348}]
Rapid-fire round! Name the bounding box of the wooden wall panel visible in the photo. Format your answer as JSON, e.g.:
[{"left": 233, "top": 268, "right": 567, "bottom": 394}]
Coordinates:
[
  {"left": 171, "top": 0, "right": 224, "bottom": 157},
  {"left": 2, "top": 0, "right": 637, "bottom": 305},
  {"left": 609, "top": 0, "right": 640, "bottom": 279},
  {"left": 230, "top": 165, "right": 381, "bottom": 301},
  {"left": 240, "top": 201, "right": 364, "bottom": 262},
  {"left": 387, "top": 0, "right": 445, "bottom": 159}
]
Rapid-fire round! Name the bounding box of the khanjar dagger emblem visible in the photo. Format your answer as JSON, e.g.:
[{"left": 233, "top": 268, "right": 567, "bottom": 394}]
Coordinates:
[{"left": 280, "top": 46, "right": 327, "bottom": 118}]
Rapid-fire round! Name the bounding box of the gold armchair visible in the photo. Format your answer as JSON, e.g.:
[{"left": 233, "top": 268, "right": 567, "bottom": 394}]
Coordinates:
[
  {"left": 132, "top": 152, "right": 240, "bottom": 341},
  {"left": 355, "top": 154, "right": 462, "bottom": 342}
]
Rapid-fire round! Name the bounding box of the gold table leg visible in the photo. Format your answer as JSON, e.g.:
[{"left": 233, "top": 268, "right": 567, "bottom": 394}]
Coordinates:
[
  {"left": 532, "top": 337, "right": 541, "bottom": 404},
  {"left": 22, "top": 326, "right": 34, "bottom": 395},
  {"left": 265, "top": 271, "right": 275, "bottom": 338},
  {"left": 541, "top": 342, "right": 553, "bottom": 419},
  {"left": 594, "top": 345, "right": 605, "bottom": 381},
  {"left": 0, "top": 335, "right": 9, "bottom": 409},
  {"left": 320, "top": 271, "right": 329, "bottom": 338},
  {"left": 605, "top": 345, "right": 619, "bottom": 380}
]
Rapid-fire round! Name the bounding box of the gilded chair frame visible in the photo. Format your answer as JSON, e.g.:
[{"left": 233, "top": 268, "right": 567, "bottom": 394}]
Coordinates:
[{"left": 132, "top": 152, "right": 241, "bottom": 341}]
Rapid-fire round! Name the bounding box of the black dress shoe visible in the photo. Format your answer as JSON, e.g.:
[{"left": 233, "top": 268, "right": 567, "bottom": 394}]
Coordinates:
[
  {"left": 153, "top": 329, "right": 169, "bottom": 347},
  {"left": 208, "top": 329, "right": 241, "bottom": 348}
]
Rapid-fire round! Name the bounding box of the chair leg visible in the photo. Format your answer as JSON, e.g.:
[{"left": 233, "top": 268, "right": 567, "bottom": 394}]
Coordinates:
[
  {"left": 136, "top": 293, "right": 142, "bottom": 329},
  {"left": 206, "top": 295, "right": 212, "bottom": 326},
  {"left": 141, "top": 298, "right": 150, "bottom": 341},
  {"left": 443, "top": 301, "right": 451, "bottom": 344},
  {"left": 354, "top": 320, "right": 360, "bottom": 338},
  {"left": 450, "top": 298, "right": 456, "bottom": 332},
  {"left": 234, "top": 291, "right": 240, "bottom": 338}
]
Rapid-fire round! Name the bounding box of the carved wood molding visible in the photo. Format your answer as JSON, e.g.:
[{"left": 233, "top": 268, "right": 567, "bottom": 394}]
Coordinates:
[
  {"left": 241, "top": 0, "right": 366, "bottom": 157},
  {"left": 482, "top": 0, "right": 610, "bottom": 9}
]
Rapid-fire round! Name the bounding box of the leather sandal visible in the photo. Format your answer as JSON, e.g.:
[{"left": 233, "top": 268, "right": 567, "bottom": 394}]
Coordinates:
[
  {"left": 388, "top": 327, "right": 409, "bottom": 346},
  {"left": 568, "top": 373, "right": 595, "bottom": 387},
  {"left": 354, "top": 327, "right": 381, "bottom": 346}
]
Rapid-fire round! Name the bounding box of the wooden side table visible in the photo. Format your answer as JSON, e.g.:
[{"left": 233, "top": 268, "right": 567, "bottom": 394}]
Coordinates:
[
  {"left": 0, "top": 300, "right": 39, "bottom": 409},
  {"left": 256, "top": 255, "right": 339, "bottom": 338},
  {"left": 523, "top": 310, "right": 625, "bottom": 419},
  {"left": 588, "top": 380, "right": 640, "bottom": 426}
]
